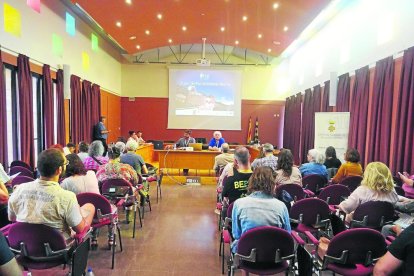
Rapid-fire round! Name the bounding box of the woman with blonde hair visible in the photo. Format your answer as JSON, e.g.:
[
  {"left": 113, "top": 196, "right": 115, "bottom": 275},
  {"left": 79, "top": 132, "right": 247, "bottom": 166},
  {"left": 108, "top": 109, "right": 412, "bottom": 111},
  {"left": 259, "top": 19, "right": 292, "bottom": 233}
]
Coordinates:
[{"left": 339, "top": 162, "right": 398, "bottom": 221}]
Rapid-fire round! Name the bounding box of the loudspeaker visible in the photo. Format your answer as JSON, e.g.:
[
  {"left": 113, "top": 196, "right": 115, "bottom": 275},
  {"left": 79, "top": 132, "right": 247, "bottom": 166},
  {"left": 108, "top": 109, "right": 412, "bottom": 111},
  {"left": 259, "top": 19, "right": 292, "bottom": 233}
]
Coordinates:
[
  {"left": 329, "top": 71, "right": 337, "bottom": 107},
  {"left": 63, "top": 64, "right": 71, "bottom": 99}
]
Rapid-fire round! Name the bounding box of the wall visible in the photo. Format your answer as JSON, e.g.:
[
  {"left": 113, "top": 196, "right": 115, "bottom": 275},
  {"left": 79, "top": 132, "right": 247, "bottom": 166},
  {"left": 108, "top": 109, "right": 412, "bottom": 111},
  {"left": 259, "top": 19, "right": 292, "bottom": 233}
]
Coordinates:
[
  {"left": 0, "top": 0, "right": 122, "bottom": 94},
  {"left": 121, "top": 98, "right": 285, "bottom": 148}
]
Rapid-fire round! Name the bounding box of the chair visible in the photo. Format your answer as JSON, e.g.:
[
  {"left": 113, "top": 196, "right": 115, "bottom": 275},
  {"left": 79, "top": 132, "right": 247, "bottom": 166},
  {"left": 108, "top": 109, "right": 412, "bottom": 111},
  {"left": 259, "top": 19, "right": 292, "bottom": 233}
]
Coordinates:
[
  {"left": 393, "top": 176, "right": 403, "bottom": 187},
  {"left": 318, "top": 184, "right": 350, "bottom": 207},
  {"left": 9, "top": 166, "right": 35, "bottom": 178},
  {"left": 195, "top": 137, "right": 207, "bottom": 144},
  {"left": 10, "top": 160, "right": 33, "bottom": 171},
  {"left": 76, "top": 193, "right": 122, "bottom": 269},
  {"left": 229, "top": 226, "right": 301, "bottom": 276},
  {"left": 276, "top": 183, "right": 305, "bottom": 202},
  {"left": 101, "top": 179, "right": 142, "bottom": 237},
  {"left": 219, "top": 202, "right": 235, "bottom": 274},
  {"left": 394, "top": 185, "right": 405, "bottom": 197},
  {"left": 7, "top": 222, "right": 90, "bottom": 275},
  {"left": 327, "top": 168, "right": 338, "bottom": 179},
  {"left": 11, "top": 176, "right": 35, "bottom": 188},
  {"left": 340, "top": 176, "right": 363, "bottom": 193},
  {"left": 302, "top": 174, "right": 327, "bottom": 194},
  {"left": 289, "top": 198, "right": 331, "bottom": 234},
  {"left": 307, "top": 228, "right": 387, "bottom": 276},
  {"left": 350, "top": 201, "right": 395, "bottom": 230}
]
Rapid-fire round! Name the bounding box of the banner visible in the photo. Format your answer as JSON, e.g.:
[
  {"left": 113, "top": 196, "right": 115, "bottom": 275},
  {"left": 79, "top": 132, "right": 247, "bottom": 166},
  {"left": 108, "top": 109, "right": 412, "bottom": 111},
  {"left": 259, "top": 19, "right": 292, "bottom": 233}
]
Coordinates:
[
  {"left": 314, "top": 112, "right": 350, "bottom": 163},
  {"left": 246, "top": 116, "right": 252, "bottom": 144}
]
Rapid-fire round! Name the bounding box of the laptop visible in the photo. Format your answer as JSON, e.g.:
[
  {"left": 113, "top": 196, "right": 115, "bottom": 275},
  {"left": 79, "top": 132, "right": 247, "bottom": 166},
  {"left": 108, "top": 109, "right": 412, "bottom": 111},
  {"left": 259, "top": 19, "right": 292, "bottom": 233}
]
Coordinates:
[
  {"left": 152, "top": 140, "right": 164, "bottom": 150},
  {"left": 189, "top": 143, "right": 203, "bottom": 151}
]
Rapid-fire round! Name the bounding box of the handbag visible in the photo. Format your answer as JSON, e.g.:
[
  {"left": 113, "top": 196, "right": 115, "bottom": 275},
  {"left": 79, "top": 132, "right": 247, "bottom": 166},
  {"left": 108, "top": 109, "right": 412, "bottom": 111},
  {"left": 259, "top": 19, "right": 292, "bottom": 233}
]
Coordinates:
[{"left": 317, "top": 237, "right": 331, "bottom": 260}]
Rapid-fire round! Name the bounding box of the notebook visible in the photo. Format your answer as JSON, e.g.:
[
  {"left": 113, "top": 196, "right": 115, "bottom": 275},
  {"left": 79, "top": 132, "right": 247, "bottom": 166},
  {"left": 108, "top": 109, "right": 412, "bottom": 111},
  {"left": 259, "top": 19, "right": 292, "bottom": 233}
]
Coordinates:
[
  {"left": 189, "top": 143, "right": 203, "bottom": 151},
  {"left": 394, "top": 213, "right": 414, "bottom": 229}
]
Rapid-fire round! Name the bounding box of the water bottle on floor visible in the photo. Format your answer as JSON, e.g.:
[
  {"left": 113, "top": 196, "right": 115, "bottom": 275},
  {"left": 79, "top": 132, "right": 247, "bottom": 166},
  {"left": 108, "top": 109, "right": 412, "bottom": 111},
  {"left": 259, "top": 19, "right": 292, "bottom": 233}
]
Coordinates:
[{"left": 86, "top": 267, "right": 95, "bottom": 276}]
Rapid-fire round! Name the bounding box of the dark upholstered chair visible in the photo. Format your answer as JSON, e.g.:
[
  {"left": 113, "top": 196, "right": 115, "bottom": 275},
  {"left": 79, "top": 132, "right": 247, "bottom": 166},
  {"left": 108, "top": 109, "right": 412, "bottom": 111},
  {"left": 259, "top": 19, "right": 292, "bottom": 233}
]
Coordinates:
[
  {"left": 340, "top": 176, "right": 363, "bottom": 193},
  {"left": 10, "top": 160, "right": 33, "bottom": 171},
  {"left": 318, "top": 184, "right": 350, "bottom": 205},
  {"left": 219, "top": 201, "right": 235, "bottom": 274},
  {"left": 350, "top": 201, "right": 395, "bottom": 230},
  {"left": 11, "top": 176, "right": 35, "bottom": 188},
  {"left": 9, "top": 166, "right": 35, "bottom": 178},
  {"left": 303, "top": 174, "right": 327, "bottom": 194},
  {"left": 276, "top": 183, "right": 305, "bottom": 202},
  {"left": 290, "top": 198, "right": 330, "bottom": 234}
]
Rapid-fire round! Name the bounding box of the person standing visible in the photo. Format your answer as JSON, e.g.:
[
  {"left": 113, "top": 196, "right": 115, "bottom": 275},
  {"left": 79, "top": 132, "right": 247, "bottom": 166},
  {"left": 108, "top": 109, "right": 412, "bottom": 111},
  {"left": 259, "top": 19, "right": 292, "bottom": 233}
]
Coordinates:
[{"left": 94, "top": 116, "right": 110, "bottom": 156}]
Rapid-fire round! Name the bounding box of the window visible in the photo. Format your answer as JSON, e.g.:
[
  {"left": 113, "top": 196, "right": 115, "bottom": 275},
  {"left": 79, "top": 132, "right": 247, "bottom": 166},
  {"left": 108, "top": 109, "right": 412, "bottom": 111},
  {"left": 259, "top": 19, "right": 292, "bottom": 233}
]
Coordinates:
[
  {"left": 53, "top": 81, "right": 58, "bottom": 144},
  {"left": 32, "top": 73, "right": 43, "bottom": 165},
  {"left": 4, "top": 65, "right": 18, "bottom": 167}
]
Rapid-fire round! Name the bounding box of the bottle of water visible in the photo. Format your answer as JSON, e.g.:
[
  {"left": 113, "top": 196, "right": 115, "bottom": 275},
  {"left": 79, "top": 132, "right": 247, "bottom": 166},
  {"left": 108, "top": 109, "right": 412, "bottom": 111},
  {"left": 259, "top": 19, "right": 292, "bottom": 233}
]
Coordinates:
[
  {"left": 86, "top": 267, "right": 95, "bottom": 276},
  {"left": 173, "top": 144, "right": 176, "bottom": 150}
]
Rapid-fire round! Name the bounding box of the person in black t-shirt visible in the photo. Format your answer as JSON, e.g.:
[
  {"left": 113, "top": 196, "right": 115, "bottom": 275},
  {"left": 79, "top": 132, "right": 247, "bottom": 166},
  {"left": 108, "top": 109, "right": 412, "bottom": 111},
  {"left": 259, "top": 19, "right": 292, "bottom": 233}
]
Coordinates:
[
  {"left": 0, "top": 232, "right": 21, "bottom": 275},
  {"left": 323, "top": 146, "right": 342, "bottom": 169},
  {"left": 374, "top": 224, "right": 414, "bottom": 276}
]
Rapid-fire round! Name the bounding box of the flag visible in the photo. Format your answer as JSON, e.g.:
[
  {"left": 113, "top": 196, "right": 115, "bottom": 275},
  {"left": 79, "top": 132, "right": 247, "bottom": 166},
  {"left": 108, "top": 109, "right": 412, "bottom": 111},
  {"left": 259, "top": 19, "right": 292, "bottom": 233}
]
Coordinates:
[
  {"left": 253, "top": 117, "right": 259, "bottom": 143},
  {"left": 246, "top": 116, "right": 252, "bottom": 144}
]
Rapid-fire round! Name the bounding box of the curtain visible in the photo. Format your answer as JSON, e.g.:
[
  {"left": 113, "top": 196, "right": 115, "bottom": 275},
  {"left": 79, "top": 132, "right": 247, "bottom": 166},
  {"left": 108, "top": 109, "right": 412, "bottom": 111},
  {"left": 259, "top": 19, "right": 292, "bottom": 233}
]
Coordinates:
[
  {"left": 336, "top": 73, "right": 350, "bottom": 112},
  {"left": 56, "top": 69, "right": 66, "bottom": 145},
  {"left": 70, "top": 75, "right": 82, "bottom": 144},
  {"left": 392, "top": 47, "right": 414, "bottom": 174},
  {"left": 42, "top": 65, "right": 54, "bottom": 148},
  {"left": 81, "top": 80, "right": 92, "bottom": 142},
  {"left": 0, "top": 52, "right": 7, "bottom": 166},
  {"left": 301, "top": 89, "right": 313, "bottom": 163},
  {"left": 283, "top": 93, "right": 302, "bottom": 164},
  {"left": 17, "top": 55, "right": 35, "bottom": 168},
  {"left": 348, "top": 66, "right": 370, "bottom": 164},
  {"left": 283, "top": 96, "right": 292, "bottom": 150},
  {"left": 91, "top": 84, "right": 101, "bottom": 140},
  {"left": 321, "top": 80, "right": 331, "bottom": 112},
  {"left": 366, "top": 57, "right": 394, "bottom": 165}
]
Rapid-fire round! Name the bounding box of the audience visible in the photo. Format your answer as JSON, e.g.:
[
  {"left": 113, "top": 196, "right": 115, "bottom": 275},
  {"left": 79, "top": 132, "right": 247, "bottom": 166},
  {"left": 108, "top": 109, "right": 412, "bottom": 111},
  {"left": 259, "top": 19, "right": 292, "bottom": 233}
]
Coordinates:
[
  {"left": 83, "top": 140, "right": 108, "bottom": 171},
  {"left": 213, "top": 143, "right": 233, "bottom": 173},
  {"left": 398, "top": 171, "right": 414, "bottom": 198},
  {"left": 8, "top": 149, "right": 95, "bottom": 240},
  {"left": 60, "top": 154, "right": 100, "bottom": 194},
  {"left": 251, "top": 143, "right": 278, "bottom": 172},
  {"left": 323, "top": 146, "right": 342, "bottom": 169},
  {"left": 0, "top": 179, "right": 10, "bottom": 228},
  {"left": 331, "top": 148, "right": 363, "bottom": 184},
  {"left": 49, "top": 144, "right": 64, "bottom": 153},
  {"left": 0, "top": 232, "right": 21, "bottom": 276},
  {"left": 115, "top": 141, "right": 126, "bottom": 155},
  {"left": 136, "top": 130, "right": 145, "bottom": 144},
  {"left": 63, "top": 142, "right": 76, "bottom": 155},
  {"left": 77, "top": 141, "right": 89, "bottom": 162},
  {"left": 120, "top": 140, "right": 149, "bottom": 175},
  {"left": 299, "top": 149, "right": 328, "bottom": 180},
  {"left": 231, "top": 166, "right": 291, "bottom": 252},
  {"left": 274, "top": 149, "right": 302, "bottom": 187},
  {"left": 208, "top": 131, "right": 225, "bottom": 151},
  {"left": 338, "top": 162, "right": 399, "bottom": 222},
  {"left": 128, "top": 130, "right": 138, "bottom": 143}
]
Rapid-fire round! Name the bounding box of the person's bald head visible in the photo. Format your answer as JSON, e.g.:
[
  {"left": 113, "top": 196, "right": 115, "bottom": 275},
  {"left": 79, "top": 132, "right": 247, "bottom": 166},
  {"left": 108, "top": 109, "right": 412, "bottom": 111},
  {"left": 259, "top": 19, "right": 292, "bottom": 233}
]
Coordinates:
[
  {"left": 234, "top": 146, "right": 250, "bottom": 166},
  {"left": 221, "top": 143, "right": 230, "bottom": 153}
]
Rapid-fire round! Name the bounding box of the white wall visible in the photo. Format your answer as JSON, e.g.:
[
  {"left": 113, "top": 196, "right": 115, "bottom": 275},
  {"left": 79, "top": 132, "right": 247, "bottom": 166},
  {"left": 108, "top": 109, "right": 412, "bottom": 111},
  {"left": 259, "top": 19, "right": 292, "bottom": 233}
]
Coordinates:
[
  {"left": 276, "top": 0, "right": 414, "bottom": 96},
  {"left": 0, "top": 0, "right": 122, "bottom": 94}
]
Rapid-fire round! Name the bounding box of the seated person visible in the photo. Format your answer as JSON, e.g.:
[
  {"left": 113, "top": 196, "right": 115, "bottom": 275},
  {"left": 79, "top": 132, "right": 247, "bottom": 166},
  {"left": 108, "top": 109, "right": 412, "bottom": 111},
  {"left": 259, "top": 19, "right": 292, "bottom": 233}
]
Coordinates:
[
  {"left": 323, "top": 146, "right": 342, "bottom": 169},
  {"left": 231, "top": 166, "right": 291, "bottom": 252},
  {"left": 175, "top": 130, "right": 196, "bottom": 176},
  {"left": 374, "top": 223, "right": 414, "bottom": 276},
  {"left": 115, "top": 141, "right": 126, "bottom": 155},
  {"left": 8, "top": 149, "right": 95, "bottom": 240},
  {"left": 0, "top": 232, "right": 21, "bottom": 276},
  {"left": 398, "top": 171, "right": 414, "bottom": 198},
  {"left": 251, "top": 143, "right": 278, "bottom": 172},
  {"left": 83, "top": 140, "right": 108, "bottom": 171},
  {"left": 63, "top": 142, "right": 75, "bottom": 155},
  {"left": 77, "top": 141, "right": 89, "bottom": 162},
  {"left": 127, "top": 130, "right": 138, "bottom": 143},
  {"left": 213, "top": 143, "right": 233, "bottom": 173},
  {"left": 299, "top": 149, "right": 328, "bottom": 180},
  {"left": 274, "top": 149, "right": 302, "bottom": 187},
  {"left": 331, "top": 148, "right": 363, "bottom": 184},
  {"left": 120, "top": 140, "right": 151, "bottom": 176},
  {"left": 0, "top": 179, "right": 10, "bottom": 228},
  {"left": 60, "top": 154, "right": 100, "bottom": 195},
  {"left": 136, "top": 130, "right": 145, "bottom": 144},
  {"left": 208, "top": 131, "right": 225, "bottom": 151},
  {"left": 338, "top": 162, "right": 399, "bottom": 222}
]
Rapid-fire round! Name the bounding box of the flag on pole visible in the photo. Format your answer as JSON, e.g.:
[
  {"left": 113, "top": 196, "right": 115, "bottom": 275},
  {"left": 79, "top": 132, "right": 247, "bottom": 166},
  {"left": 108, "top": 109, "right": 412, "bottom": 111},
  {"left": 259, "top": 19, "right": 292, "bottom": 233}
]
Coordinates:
[
  {"left": 253, "top": 117, "right": 259, "bottom": 143},
  {"left": 246, "top": 116, "right": 252, "bottom": 144}
]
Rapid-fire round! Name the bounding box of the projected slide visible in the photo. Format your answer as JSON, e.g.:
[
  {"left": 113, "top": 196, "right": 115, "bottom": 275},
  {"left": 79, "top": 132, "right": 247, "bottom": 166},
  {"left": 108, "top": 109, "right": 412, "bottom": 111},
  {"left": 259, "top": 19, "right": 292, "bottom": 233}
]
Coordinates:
[{"left": 168, "top": 68, "right": 242, "bottom": 130}]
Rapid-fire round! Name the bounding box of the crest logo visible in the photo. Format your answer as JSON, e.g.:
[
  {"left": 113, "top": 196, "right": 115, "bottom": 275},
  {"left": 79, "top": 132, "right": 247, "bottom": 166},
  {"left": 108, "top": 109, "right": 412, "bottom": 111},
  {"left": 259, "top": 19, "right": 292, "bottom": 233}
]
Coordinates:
[{"left": 328, "top": 120, "right": 336, "bottom": 133}]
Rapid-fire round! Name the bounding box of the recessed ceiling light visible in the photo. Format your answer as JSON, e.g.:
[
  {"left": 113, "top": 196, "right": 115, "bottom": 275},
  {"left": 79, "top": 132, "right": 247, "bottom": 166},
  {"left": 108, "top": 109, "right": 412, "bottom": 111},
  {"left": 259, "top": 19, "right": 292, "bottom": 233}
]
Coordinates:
[
  {"left": 242, "top": 15, "right": 248, "bottom": 21},
  {"left": 182, "top": 26, "right": 187, "bottom": 31},
  {"left": 273, "top": 3, "right": 279, "bottom": 9},
  {"left": 145, "top": 30, "right": 150, "bottom": 35},
  {"left": 129, "top": 36, "right": 136, "bottom": 40},
  {"left": 273, "top": 40, "right": 281, "bottom": 45},
  {"left": 125, "top": 0, "right": 132, "bottom": 5},
  {"left": 235, "top": 40, "right": 239, "bottom": 45},
  {"left": 136, "top": 45, "right": 140, "bottom": 49},
  {"left": 220, "top": 26, "right": 225, "bottom": 32},
  {"left": 116, "top": 21, "right": 122, "bottom": 27},
  {"left": 157, "top": 13, "right": 163, "bottom": 20},
  {"left": 258, "top": 34, "right": 262, "bottom": 39},
  {"left": 267, "top": 48, "right": 272, "bottom": 53},
  {"left": 283, "top": 26, "right": 289, "bottom": 32},
  {"left": 168, "top": 38, "right": 173, "bottom": 43}
]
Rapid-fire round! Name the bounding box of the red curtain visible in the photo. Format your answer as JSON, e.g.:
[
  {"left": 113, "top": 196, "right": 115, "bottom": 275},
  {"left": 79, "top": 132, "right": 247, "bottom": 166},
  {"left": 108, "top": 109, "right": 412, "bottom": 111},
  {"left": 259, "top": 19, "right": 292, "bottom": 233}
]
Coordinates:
[
  {"left": 56, "top": 69, "right": 66, "bottom": 146},
  {"left": 0, "top": 52, "right": 7, "bottom": 166},
  {"left": 70, "top": 75, "right": 82, "bottom": 144},
  {"left": 283, "top": 93, "right": 303, "bottom": 164},
  {"left": 366, "top": 57, "right": 394, "bottom": 165},
  {"left": 392, "top": 47, "right": 414, "bottom": 174},
  {"left": 91, "top": 84, "right": 101, "bottom": 140},
  {"left": 321, "top": 81, "right": 331, "bottom": 112},
  {"left": 17, "top": 55, "right": 35, "bottom": 168},
  {"left": 81, "top": 80, "right": 92, "bottom": 142},
  {"left": 348, "top": 66, "right": 370, "bottom": 164},
  {"left": 283, "top": 96, "right": 292, "bottom": 149},
  {"left": 42, "top": 65, "right": 54, "bottom": 148},
  {"left": 336, "top": 73, "right": 350, "bottom": 112}
]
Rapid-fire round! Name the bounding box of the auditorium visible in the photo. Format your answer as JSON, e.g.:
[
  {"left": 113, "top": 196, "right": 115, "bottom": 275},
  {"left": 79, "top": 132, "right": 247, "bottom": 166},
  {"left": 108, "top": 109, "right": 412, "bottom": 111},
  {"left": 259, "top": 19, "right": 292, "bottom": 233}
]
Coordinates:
[{"left": 0, "top": 0, "right": 413, "bottom": 275}]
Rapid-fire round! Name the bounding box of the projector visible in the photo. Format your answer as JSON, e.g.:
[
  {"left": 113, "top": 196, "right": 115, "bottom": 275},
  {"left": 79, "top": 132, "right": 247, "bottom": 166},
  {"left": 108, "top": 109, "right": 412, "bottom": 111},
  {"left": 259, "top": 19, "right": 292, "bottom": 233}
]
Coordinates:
[{"left": 196, "top": 58, "right": 210, "bottom": 66}]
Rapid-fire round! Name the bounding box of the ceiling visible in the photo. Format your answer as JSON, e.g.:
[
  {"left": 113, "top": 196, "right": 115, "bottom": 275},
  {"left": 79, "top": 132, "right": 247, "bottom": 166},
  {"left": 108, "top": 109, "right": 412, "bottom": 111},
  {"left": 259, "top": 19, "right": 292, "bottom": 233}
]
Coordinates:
[{"left": 70, "top": 0, "right": 331, "bottom": 63}]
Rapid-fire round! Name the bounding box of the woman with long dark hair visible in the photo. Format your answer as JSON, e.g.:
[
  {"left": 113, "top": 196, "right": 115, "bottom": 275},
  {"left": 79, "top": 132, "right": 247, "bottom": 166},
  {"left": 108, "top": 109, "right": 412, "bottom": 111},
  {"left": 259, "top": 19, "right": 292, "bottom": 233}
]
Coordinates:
[{"left": 275, "top": 149, "right": 302, "bottom": 186}]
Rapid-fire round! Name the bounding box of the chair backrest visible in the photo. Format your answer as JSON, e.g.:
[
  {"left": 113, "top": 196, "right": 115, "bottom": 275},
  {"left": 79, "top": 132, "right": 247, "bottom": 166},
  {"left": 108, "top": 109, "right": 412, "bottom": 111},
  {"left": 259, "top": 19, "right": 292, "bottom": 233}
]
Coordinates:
[
  {"left": 290, "top": 198, "right": 330, "bottom": 225},
  {"left": 101, "top": 178, "right": 133, "bottom": 195},
  {"left": 340, "top": 176, "right": 363, "bottom": 193},
  {"left": 237, "top": 226, "right": 294, "bottom": 264},
  {"left": 393, "top": 176, "right": 403, "bottom": 187},
  {"left": 8, "top": 222, "right": 66, "bottom": 257},
  {"left": 12, "top": 175, "right": 35, "bottom": 187},
  {"left": 9, "top": 166, "right": 34, "bottom": 178},
  {"left": 302, "top": 174, "right": 327, "bottom": 193},
  {"left": 394, "top": 186, "right": 405, "bottom": 197},
  {"left": 326, "top": 228, "right": 387, "bottom": 265},
  {"left": 226, "top": 201, "right": 235, "bottom": 218},
  {"left": 351, "top": 201, "right": 395, "bottom": 229},
  {"left": 327, "top": 168, "right": 338, "bottom": 179},
  {"left": 10, "top": 160, "right": 33, "bottom": 171},
  {"left": 276, "top": 184, "right": 305, "bottom": 201},
  {"left": 318, "top": 184, "right": 350, "bottom": 205},
  {"left": 76, "top": 193, "right": 112, "bottom": 219}
]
